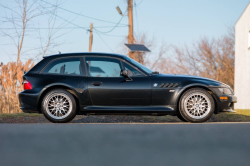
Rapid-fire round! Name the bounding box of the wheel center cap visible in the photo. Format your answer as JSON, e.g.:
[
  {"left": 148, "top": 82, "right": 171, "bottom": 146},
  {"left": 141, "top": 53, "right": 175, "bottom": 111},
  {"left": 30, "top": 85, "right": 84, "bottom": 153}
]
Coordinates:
[
  {"left": 57, "top": 104, "right": 60, "bottom": 108},
  {"left": 196, "top": 104, "right": 199, "bottom": 107}
]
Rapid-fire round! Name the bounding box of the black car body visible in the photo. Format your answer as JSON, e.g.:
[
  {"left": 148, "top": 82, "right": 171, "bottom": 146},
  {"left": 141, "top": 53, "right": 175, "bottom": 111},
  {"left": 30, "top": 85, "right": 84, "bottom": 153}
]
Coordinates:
[{"left": 19, "top": 52, "right": 237, "bottom": 123}]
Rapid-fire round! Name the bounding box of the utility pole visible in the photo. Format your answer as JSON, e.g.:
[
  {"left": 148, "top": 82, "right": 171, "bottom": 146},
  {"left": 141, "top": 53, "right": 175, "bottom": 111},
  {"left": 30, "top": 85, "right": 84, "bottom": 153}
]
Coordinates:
[
  {"left": 128, "top": 0, "right": 134, "bottom": 58},
  {"left": 89, "top": 23, "right": 93, "bottom": 52}
]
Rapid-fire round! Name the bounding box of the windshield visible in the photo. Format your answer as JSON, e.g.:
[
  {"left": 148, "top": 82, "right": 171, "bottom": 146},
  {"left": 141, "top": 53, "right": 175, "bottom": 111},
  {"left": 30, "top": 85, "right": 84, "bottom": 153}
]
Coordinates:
[{"left": 124, "top": 56, "right": 153, "bottom": 74}]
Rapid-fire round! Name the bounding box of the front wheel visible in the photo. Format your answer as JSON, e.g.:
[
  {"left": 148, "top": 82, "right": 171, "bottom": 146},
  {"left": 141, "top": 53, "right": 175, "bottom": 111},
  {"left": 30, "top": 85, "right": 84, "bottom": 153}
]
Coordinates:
[
  {"left": 179, "top": 88, "right": 215, "bottom": 123},
  {"left": 42, "top": 89, "right": 76, "bottom": 123}
]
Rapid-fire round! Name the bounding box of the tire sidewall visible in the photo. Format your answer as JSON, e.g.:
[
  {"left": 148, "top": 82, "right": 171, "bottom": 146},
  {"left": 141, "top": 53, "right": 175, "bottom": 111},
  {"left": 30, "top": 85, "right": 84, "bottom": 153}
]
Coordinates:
[
  {"left": 179, "top": 88, "right": 214, "bottom": 123},
  {"left": 42, "top": 89, "right": 76, "bottom": 123}
]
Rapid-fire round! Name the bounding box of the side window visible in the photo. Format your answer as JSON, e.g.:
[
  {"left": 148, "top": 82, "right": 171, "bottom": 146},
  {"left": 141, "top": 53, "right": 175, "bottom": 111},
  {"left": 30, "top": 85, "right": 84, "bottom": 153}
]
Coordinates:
[
  {"left": 85, "top": 57, "right": 122, "bottom": 77},
  {"left": 123, "top": 62, "right": 144, "bottom": 77},
  {"left": 42, "top": 57, "right": 84, "bottom": 75}
]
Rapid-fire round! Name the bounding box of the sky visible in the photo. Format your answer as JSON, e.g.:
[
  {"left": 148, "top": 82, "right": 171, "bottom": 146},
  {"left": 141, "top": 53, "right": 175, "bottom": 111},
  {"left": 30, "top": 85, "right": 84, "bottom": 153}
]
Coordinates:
[{"left": 0, "top": 0, "right": 249, "bottom": 64}]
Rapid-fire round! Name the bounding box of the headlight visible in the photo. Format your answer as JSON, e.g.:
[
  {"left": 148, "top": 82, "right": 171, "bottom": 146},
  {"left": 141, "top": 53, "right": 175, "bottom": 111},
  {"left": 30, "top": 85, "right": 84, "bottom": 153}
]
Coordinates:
[{"left": 218, "top": 88, "right": 232, "bottom": 95}]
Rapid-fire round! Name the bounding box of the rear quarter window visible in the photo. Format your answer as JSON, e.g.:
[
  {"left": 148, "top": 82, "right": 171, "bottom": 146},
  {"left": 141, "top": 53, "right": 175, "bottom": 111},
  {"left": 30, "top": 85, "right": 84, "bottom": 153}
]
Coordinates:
[{"left": 41, "top": 57, "right": 85, "bottom": 76}]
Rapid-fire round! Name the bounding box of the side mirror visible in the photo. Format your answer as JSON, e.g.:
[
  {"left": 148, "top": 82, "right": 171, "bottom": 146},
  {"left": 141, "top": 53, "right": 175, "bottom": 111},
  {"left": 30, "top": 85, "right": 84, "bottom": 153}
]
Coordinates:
[
  {"left": 120, "top": 69, "right": 128, "bottom": 77},
  {"left": 120, "top": 70, "right": 132, "bottom": 81}
]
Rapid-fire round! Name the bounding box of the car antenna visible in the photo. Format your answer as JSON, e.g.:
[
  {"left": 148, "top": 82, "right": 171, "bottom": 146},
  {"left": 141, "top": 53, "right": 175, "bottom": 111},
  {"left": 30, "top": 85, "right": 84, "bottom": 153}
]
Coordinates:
[{"left": 58, "top": 51, "right": 61, "bottom": 54}]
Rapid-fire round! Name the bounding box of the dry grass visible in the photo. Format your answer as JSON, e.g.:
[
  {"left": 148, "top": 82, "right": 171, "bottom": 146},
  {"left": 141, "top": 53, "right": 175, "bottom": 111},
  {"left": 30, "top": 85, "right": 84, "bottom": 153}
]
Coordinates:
[
  {"left": 0, "top": 113, "right": 41, "bottom": 118},
  {"left": 0, "top": 60, "right": 34, "bottom": 113}
]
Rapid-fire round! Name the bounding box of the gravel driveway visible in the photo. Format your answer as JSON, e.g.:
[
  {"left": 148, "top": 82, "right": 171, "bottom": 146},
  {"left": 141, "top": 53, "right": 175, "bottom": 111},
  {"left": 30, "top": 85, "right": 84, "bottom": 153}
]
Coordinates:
[{"left": 0, "top": 114, "right": 182, "bottom": 123}]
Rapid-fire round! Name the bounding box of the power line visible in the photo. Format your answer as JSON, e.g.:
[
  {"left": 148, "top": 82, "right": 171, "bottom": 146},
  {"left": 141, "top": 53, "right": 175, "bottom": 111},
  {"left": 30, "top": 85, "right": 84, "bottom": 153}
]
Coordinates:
[
  {"left": 43, "top": 9, "right": 89, "bottom": 30},
  {"left": 136, "top": 0, "right": 144, "bottom": 7},
  {"left": 0, "top": 27, "right": 126, "bottom": 37},
  {"left": 94, "top": 28, "right": 114, "bottom": 52},
  {"left": 41, "top": 0, "right": 128, "bottom": 26},
  {"left": 94, "top": 10, "right": 128, "bottom": 34},
  {"left": 96, "top": 33, "right": 126, "bottom": 38},
  {"left": 94, "top": 16, "right": 124, "bottom": 34},
  {"left": 0, "top": 27, "right": 81, "bottom": 30},
  {"left": 0, "top": 25, "right": 127, "bottom": 30}
]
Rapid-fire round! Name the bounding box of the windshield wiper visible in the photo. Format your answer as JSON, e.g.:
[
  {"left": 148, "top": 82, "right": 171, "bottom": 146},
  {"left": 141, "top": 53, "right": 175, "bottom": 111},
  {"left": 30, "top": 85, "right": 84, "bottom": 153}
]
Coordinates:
[{"left": 150, "top": 71, "right": 159, "bottom": 75}]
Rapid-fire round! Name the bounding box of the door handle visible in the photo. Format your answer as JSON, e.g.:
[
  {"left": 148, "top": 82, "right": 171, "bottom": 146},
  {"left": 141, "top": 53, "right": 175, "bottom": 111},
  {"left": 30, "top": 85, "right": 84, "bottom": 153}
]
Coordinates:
[{"left": 91, "top": 81, "right": 102, "bottom": 86}]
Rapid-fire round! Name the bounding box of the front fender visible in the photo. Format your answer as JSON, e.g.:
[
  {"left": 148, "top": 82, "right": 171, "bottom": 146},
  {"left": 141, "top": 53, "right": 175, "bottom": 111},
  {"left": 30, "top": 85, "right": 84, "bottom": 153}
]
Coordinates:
[{"left": 174, "top": 83, "right": 219, "bottom": 112}]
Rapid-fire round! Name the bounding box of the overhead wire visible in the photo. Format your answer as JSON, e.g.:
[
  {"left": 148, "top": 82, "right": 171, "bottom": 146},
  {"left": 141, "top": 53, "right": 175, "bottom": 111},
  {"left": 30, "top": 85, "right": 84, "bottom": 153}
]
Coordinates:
[
  {"left": 2, "top": 1, "right": 128, "bottom": 52},
  {"left": 40, "top": 8, "right": 88, "bottom": 30},
  {"left": 40, "top": 0, "right": 128, "bottom": 26},
  {"left": 136, "top": 0, "right": 144, "bottom": 7},
  {"left": 94, "top": 27, "right": 114, "bottom": 52},
  {"left": 93, "top": 10, "right": 128, "bottom": 34},
  {"left": 0, "top": 25, "right": 127, "bottom": 30}
]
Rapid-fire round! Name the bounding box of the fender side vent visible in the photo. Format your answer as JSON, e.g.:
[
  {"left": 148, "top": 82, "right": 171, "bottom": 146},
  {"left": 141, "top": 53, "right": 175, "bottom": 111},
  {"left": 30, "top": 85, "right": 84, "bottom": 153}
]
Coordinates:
[
  {"left": 163, "top": 83, "right": 170, "bottom": 88},
  {"left": 159, "top": 83, "right": 165, "bottom": 88},
  {"left": 162, "top": 83, "right": 179, "bottom": 88},
  {"left": 172, "top": 83, "right": 179, "bottom": 88},
  {"left": 168, "top": 83, "right": 174, "bottom": 88}
]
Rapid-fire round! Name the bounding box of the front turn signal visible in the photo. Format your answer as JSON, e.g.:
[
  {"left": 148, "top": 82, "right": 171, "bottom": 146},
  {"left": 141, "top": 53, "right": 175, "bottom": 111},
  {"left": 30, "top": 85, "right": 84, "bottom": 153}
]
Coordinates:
[{"left": 220, "top": 96, "right": 228, "bottom": 100}]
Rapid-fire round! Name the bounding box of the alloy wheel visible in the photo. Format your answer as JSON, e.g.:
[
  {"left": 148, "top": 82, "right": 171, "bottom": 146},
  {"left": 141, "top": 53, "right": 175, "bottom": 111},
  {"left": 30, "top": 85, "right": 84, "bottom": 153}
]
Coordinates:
[
  {"left": 183, "top": 92, "right": 211, "bottom": 119},
  {"left": 45, "top": 92, "right": 72, "bottom": 119}
]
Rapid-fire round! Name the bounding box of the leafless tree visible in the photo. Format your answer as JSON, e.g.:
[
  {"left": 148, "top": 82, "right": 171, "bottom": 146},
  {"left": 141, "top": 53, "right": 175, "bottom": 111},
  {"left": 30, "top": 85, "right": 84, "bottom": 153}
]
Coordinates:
[
  {"left": 161, "top": 28, "right": 235, "bottom": 88},
  {"left": 0, "top": 0, "right": 45, "bottom": 62},
  {"left": 123, "top": 29, "right": 234, "bottom": 88},
  {"left": 0, "top": 0, "right": 69, "bottom": 62}
]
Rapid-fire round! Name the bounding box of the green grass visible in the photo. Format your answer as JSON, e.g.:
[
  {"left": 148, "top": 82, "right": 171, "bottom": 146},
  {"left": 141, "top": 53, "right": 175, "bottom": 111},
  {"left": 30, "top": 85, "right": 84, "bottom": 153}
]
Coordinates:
[
  {"left": 209, "top": 109, "right": 250, "bottom": 122},
  {"left": 0, "top": 113, "right": 42, "bottom": 119}
]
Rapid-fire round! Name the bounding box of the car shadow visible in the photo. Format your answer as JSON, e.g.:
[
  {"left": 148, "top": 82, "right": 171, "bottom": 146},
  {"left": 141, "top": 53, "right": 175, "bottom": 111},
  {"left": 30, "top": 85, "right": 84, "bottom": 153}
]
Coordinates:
[{"left": 71, "top": 112, "right": 250, "bottom": 123}]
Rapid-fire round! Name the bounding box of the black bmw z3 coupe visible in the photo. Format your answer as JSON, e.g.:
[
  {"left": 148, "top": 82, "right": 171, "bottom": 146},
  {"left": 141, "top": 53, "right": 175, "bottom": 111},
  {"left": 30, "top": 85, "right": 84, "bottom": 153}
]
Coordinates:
[{"left": 19, "top": 52, "right": 237, "bottom": 123}]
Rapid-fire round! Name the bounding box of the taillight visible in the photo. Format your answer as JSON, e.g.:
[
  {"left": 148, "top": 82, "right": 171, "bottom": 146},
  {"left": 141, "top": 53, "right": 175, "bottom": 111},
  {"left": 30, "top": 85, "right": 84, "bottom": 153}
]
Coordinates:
[{"left": 23, "top": 80, "right": 32, "bottom": 90}]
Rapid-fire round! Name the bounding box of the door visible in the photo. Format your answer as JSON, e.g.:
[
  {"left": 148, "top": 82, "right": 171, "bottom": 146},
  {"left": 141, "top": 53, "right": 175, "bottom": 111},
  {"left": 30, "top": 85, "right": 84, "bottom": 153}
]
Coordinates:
[{"left": 85, "top": 56, "right": 151, "bottom": 106}]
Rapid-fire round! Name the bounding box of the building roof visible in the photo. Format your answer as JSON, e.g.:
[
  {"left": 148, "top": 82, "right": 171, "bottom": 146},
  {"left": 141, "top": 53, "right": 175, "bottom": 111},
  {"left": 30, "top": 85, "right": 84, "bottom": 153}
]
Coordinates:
[{"left": 236, "top": 0, "right": 250, "bottom": 25}]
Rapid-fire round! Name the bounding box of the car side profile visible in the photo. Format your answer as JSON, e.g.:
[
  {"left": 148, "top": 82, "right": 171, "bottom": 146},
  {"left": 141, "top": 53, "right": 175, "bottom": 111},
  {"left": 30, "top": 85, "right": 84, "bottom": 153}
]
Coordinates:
[{"left": 19, "top": 52, "right": 237, "bottom": 123}]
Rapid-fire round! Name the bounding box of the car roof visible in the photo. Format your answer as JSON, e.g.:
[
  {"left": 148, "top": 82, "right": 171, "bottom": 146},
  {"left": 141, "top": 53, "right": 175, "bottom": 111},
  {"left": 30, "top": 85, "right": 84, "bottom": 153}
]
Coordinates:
[{"left": 43, "top": 52, "right": 127, "bottom": 59}]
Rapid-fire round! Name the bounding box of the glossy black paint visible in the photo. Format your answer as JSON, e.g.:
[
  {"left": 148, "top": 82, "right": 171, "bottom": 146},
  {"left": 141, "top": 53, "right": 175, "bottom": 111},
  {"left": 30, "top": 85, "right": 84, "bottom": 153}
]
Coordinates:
[
  {"left": 87, "top": 77, "right": 151, "bottom": 106},
  {"left": 18, "top": 52, "right": 237, "bottom": 115}
]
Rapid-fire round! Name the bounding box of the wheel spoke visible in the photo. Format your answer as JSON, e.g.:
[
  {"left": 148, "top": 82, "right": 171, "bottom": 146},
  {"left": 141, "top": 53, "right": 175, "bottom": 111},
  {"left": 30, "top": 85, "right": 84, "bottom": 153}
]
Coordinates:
[
  {"left": 184, "top": 92, "right": 211, "bottom": 120},
  {"left": 45, "top": 93, "right": 72, "bottom": 120}
]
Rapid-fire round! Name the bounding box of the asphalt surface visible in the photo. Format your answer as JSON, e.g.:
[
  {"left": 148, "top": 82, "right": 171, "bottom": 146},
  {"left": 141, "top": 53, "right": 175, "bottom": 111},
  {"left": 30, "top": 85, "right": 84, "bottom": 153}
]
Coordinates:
[{"left": 0, "top": 123, "right": 250, "bottom": 166}]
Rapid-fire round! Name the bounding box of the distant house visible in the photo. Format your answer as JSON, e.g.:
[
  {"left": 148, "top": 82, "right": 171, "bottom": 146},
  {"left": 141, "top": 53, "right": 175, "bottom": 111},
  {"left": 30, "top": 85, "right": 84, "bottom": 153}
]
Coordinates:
[{"left": 235, "top": 2, "right": 250, "bottom": 109}]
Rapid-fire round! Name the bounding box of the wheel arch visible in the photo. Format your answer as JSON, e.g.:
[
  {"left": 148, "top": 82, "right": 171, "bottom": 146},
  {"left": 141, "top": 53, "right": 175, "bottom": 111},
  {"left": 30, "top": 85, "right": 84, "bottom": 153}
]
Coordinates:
[
  {"left": 176, "top": 84, "right": 219, "bottom": 114},
  {"left": 37, "top": 84, "right": 80, "bottom": 113}
]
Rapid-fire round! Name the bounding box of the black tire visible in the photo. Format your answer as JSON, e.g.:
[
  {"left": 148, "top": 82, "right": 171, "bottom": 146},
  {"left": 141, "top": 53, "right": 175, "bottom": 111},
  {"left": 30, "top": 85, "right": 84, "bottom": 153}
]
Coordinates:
[
  {"left": 176, "top": 113, "right": 188, "bottom": 122},
  {"left": 42, "top": 89, "right": 76, "bottom": 123},
  {"left": 179, "top": 88, "right": 215, "bottom": 123}
]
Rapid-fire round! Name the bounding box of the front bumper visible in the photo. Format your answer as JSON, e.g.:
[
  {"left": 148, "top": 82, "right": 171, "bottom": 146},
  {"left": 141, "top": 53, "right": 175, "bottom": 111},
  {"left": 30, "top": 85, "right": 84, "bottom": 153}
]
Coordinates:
[
  {"left": 219, "top": 95, "right": 237, "bottom": 113},
  {"left": 210, "top": 87, "right": 237, "bottom": 113}
]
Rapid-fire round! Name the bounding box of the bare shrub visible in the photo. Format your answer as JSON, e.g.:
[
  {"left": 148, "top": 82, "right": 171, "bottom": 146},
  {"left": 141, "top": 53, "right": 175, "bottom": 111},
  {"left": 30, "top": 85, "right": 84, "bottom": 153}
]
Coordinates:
[
  {"left": 160, "top": 29, "right": 235, "bottom": 88},
  {"left": 0, "top": 60, "right": 33, "bottom": 113}
]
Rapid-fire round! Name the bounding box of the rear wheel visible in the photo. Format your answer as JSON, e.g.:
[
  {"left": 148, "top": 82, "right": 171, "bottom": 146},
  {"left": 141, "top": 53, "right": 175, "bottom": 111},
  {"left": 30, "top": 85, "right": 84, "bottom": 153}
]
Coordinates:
[
  {"left": 179, "top": 88, "right": 214, "bottom": 123},
  {"left": 42, "top": 89, "right": 76, "bottom": 123}
]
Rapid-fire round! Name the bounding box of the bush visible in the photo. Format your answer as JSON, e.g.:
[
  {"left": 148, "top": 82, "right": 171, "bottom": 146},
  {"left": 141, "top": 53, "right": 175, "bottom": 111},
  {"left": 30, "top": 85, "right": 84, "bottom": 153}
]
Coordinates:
[{"left": 0, "top": 60, "right": 33, "bottom": 113}]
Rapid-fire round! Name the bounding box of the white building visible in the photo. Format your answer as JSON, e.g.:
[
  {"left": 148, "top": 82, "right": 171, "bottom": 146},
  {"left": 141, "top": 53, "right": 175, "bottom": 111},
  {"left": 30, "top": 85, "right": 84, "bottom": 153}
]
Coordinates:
[{"left": 235, "top": 2, "right": 250, "bottom": 109}]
